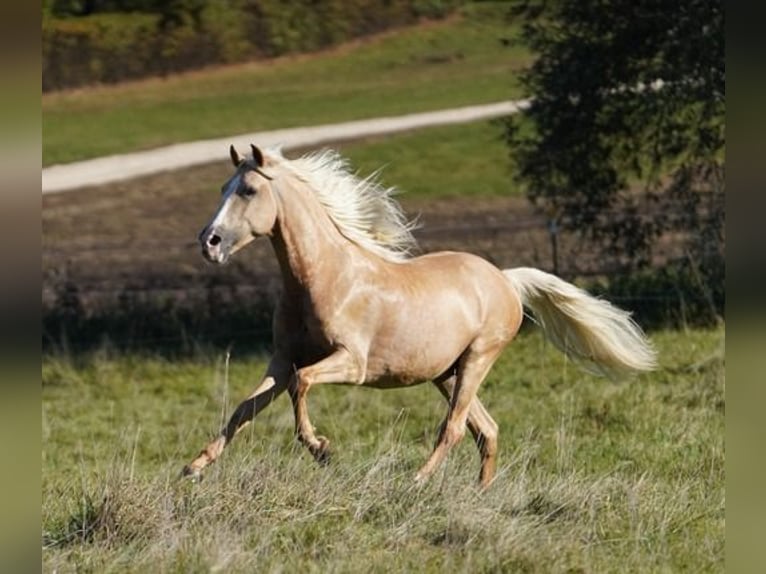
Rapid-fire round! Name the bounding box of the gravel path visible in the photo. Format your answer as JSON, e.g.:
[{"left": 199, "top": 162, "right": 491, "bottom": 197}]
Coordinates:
[{"left": 41, "top": 100, "right": 529, "bottom": 194}]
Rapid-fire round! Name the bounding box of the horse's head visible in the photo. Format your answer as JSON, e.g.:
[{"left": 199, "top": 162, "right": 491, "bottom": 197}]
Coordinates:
[{"left": 199, "top": 144, "right": 278, "bottom": 264}]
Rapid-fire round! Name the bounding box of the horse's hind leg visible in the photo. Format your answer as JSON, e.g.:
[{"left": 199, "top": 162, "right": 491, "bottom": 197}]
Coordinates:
[
  {"left": 415, "top": 341, "right": 504, "bottom": 485},
  {"left": 432, "top": 376, "right": 499, "bottom": 488}
]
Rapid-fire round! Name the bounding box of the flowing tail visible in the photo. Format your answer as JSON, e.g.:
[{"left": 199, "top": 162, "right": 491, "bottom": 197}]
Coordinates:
[{"left": 503, "top": 267, "right": 657, "bottom": 379}]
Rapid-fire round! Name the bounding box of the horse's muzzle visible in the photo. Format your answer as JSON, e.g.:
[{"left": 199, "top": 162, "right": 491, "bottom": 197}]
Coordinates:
[{"left": 199, "top": 226, "right": 230, "bottom": 264}]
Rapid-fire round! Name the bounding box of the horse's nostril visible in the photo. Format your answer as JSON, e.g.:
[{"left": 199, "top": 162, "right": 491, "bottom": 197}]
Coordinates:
[{"left": 208, "top": 234, "right": 222, "bottom": 247}]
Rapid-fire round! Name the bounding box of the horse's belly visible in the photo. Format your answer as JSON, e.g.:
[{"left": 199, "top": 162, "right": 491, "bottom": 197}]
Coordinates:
[
  {"left": 364, "top": 329, "right": 471, "bottom": 386},
  {"left": 363, "top": 375, "right": 429, "bottom": 390}
]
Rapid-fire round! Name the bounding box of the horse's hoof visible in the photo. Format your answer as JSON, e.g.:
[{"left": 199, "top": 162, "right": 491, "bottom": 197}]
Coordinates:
[
  {"left": 181, "top": 465, "right": 203, "bottom": 483},
  {"left": 413, "top": 472, "right": 426, "bottom": 485},
  {"left": 316, "top": 451, "right": 331, "bottom": 466},
  {"left": 315, "top": 436, "right": 331, "bottom": 466}
]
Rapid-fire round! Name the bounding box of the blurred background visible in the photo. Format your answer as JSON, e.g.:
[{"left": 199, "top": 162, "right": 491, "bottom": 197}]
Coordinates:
[{"left": 42, "top": 0, "right": 725, "bottom": 355}]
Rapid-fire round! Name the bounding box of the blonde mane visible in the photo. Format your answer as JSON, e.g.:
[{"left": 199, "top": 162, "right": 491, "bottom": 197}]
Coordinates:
[{"left": 270, "top": 148, "right": 418, "bottom": 262}]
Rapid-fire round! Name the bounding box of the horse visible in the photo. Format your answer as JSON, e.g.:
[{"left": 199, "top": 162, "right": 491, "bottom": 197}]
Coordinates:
[{"left": 182, "top": 144, "right": 657, "bottom": 488}]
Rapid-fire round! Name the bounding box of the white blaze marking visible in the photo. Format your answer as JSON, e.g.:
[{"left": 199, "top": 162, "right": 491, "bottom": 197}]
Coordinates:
[{"left": 209, "top": 173, "right": 242, "bottom": 229}]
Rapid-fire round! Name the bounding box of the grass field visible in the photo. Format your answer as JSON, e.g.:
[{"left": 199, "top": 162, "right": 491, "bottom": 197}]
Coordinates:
[
  {"left": 42, "top": 3, "right": 527, "bottom": 166},
  {"left": 340, "top": 120, "right": 516, "bottom": 199},
  {"left": 42, "top": 327, "right": 724, "bottom": 572}
]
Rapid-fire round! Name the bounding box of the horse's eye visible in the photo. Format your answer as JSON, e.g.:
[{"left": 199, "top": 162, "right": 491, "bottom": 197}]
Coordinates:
[{"left": 242, "top": 187, "right": 256, "bottom": 198}]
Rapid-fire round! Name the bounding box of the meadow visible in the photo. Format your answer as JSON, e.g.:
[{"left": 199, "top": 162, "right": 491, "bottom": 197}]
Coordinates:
[
  {"left": 42, "top": 2, "right": 527, "bottom": 166},
  {"left": 42, "top": 2, "right": 723, "bottom": 569},
  {"left": 42, "top": 327, "right": 724, "bottom": 572}
]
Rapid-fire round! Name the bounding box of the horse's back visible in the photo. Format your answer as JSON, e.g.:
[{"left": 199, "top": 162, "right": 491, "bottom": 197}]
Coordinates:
[{"left": 401, "top": 251, "right": 517, "bottom": 302}]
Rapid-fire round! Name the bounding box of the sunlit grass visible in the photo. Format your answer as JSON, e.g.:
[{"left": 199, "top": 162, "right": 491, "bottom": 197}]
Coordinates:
[
  {"left": 42, "top": 327, "right": 724, "bottom": 572},
  {"left": 340, "top": 119, "right": 516, "bottom": 198}
]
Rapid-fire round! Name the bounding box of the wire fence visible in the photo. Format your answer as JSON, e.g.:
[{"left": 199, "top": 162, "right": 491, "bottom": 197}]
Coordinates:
[{"left": 42, "top": 209, "right": 724, "bottom": 354}]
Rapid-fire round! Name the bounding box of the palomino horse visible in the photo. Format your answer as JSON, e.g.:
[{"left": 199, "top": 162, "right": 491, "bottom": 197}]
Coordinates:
[{"left": 182, "top": 145, "right": 657, "bottom": 487}]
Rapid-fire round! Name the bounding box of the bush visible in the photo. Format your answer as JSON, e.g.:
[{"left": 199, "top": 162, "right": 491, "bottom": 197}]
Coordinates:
[
  {"left": 587, "top": 259, "right": 724, "bottom": 331},
  {"left": 42, "top": 279, "right": 275, "bottom": 356},
  {"left": 43, "top": 0, "right": 461, "bottom": 91}
]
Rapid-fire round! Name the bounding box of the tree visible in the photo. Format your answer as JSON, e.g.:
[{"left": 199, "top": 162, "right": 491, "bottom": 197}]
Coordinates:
[
  {"left": 48, "top": 0, "right": 208, "bottom": 19},
  {"left": 505, "top": 0, "right": 724, "bottom": 290}
]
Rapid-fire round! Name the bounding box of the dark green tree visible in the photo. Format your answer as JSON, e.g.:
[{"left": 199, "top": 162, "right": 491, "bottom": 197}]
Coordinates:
[
  {"left": 48, "top": 0, "right": 208, "bottom": 19},
  {"left": 505, "top": 0, "right": 724, "bottom": 285}
]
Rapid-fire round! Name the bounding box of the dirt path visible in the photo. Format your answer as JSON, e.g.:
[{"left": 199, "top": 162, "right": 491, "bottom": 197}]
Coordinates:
[{"left": 42, "top": 100, "right": 529, "bottom": 194}]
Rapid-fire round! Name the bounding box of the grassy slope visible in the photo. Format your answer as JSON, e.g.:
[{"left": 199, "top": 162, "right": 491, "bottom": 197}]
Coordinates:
[
  {"left": 340, "top": 119, "right": 516, "bottom": 198},
  {"left": 42, "top": 328, "right": 724, "bottom": 572},
  {"left": 42, "top": 3, "right": 526, "bottom": 166}
]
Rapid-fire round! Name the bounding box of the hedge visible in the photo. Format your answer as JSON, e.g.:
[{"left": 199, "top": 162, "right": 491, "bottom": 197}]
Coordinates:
[{"left": 43, "top": 0, "right": 460, "bottom": 91}]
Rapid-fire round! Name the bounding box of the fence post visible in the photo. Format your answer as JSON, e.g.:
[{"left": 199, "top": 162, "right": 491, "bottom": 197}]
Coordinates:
[{"left": 548, "top": 217, "right": 559, "bottom": 276}]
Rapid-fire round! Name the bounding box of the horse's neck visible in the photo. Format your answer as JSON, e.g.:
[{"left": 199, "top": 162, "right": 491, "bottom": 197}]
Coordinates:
[{"left": 269, "top": 180, "right": 352, "bottom": 295}]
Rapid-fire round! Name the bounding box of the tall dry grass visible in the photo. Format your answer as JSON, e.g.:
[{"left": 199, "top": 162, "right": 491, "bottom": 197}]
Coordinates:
[{"left": 42, "top": 328, "right": 724, "bottom": 572}]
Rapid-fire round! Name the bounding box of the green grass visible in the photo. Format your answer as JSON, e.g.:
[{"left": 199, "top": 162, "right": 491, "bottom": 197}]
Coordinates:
[
  {"left": 341, "top": 119, "right": 517, "bottom": 198},
  {"left": 42, "top": 3, "right": 527, "bottom": 166},
  {"left": 42, "top": 327, "right": 724, "bottom": 572}
]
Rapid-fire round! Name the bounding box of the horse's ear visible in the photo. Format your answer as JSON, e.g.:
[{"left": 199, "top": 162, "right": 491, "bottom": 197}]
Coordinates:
[
  {"left": 250, "top": 144, "right": 264, "bottom": 167},
  {"left": 230, "top": 145, "right": 244, "bottom": 167}
]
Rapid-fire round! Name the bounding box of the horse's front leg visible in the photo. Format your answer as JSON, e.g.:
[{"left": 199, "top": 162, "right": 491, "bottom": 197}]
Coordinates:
[
  {"left": 289, "top": 347, "right": 363, "bottom": 464},
  {"left": 182, "top": 356, "right": 291, "bottom": 479}
]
